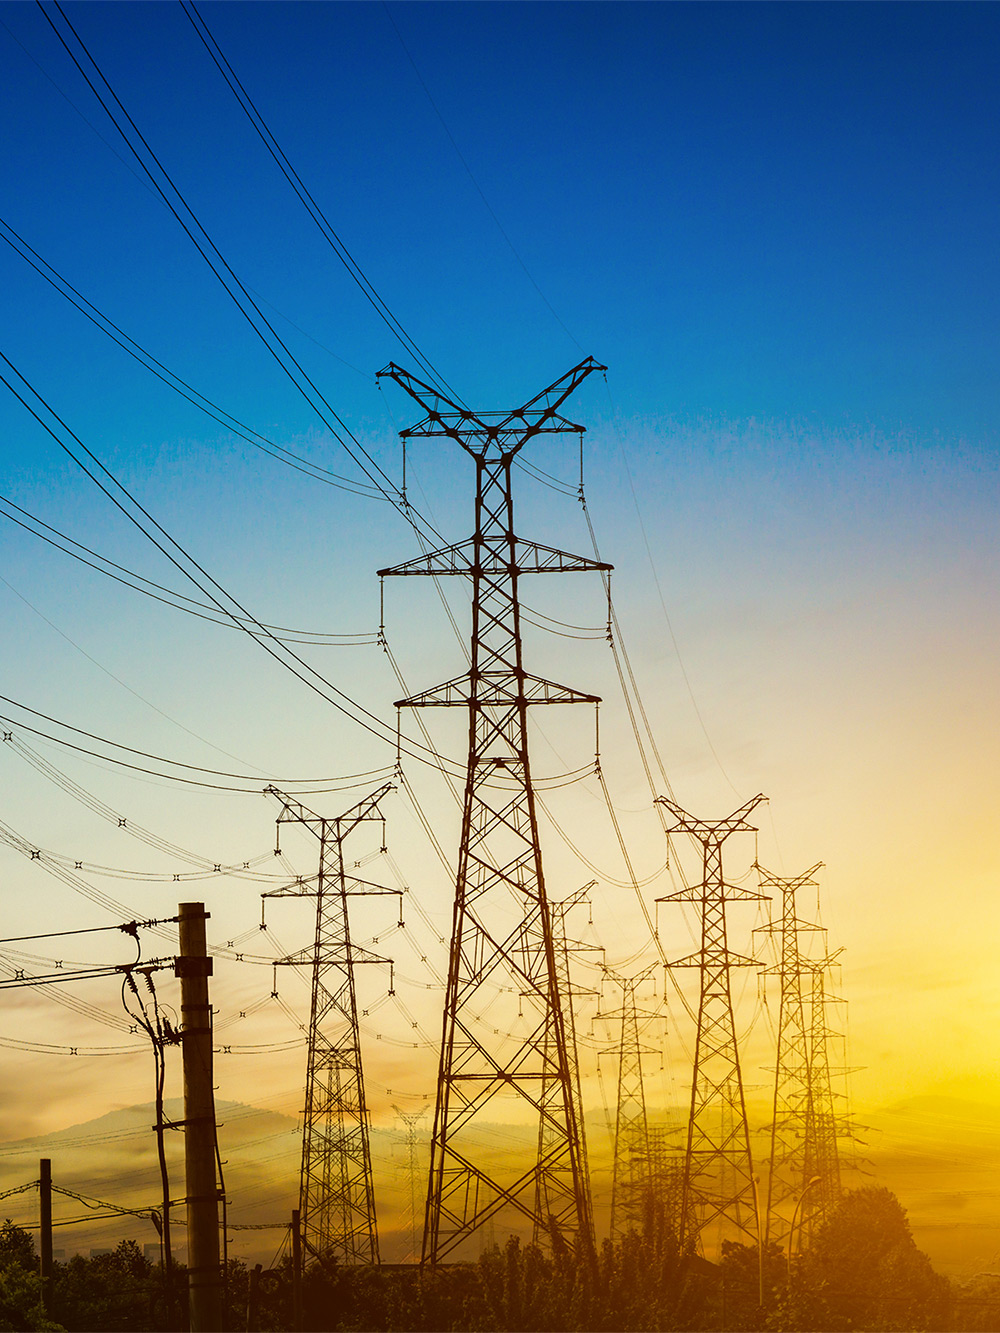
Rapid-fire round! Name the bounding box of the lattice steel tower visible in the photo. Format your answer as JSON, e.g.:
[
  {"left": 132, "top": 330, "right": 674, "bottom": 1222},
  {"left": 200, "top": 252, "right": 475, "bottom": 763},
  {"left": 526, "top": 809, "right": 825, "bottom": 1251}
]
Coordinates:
[
  {"left": 802, "top": 957, "right": 844, "bottom": 1238},
  {"left": 754, "top": 862, "right": 824, "bottom": 1247},
  {"left": 392, "top": 1104, "right": 430, "bottom": 1262},
  {"left": 534, "top": 885, "right": 596, "bottom": 1247},
  {"left": 265, "top": 785, "right": 400, "bottom": 1264},
  {"left": 656, "top": 795, "right": 767, "bottom": 1250},
  {"left": 378, "top": 358, "right": 607, "bottom": 1264},
  {"left": 603, "top": 966, "right": 656, "bottom": 1241}
]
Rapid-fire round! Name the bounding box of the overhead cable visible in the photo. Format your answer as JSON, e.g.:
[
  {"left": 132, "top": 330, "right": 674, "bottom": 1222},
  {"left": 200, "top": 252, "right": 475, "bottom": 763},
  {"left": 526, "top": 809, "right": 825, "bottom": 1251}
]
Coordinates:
[
  {"left": 180, "top": 0, "right": 466, "bottom": 407},
  {"left": 0, "top": 499, "right": 377, "bottom": 643},
  {"left": 0, "top": 216, "right": 381, "bottom": 499},
  {"left": 37, "top": 0, "right": 447, "bottom": 550},
  {"left": 380, "top": 2, "right": 584, "bottom": 355},
  {"left": 0, "top": 698, "right": 393, "bottom": 791},
  {"left": 0, "top": 348, "right": 470, "bottom": 776}
]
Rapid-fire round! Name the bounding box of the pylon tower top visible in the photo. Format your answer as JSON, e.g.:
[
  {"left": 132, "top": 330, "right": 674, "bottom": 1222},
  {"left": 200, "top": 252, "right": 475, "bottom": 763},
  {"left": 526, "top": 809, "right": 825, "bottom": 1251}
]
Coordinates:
[{"left": 377, "top": 358, "right": 605, "bottom": 455}]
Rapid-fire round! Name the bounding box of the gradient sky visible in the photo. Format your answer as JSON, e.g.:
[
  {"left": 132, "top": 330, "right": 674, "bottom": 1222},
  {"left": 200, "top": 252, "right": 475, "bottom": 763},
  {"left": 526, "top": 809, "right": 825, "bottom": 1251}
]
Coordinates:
[{"left": 0, "top": 1, "right": 998, "bottom": 1271}]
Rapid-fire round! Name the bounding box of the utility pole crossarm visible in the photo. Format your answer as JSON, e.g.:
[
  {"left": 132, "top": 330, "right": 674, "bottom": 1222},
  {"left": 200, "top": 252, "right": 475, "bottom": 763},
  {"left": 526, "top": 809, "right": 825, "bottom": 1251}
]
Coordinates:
[
  {"left": 377, "top": 363, "right": 479, "bottom": 442},
  {"left": 753, "top": 863, "right": 825, "bottom": 941},
  {"left": 494, "top": 356, "right": 607, "bottom": 449},
  {"left": 276, "top": 943, "right": 392, "bottom": 969},
  {"left": 756, "top": 861, "right": 824, "bottom": 889},
  {"left": 669, "top": 949, "right": 760, "bottom": 969},
  {"left": 658, "top": 880, "right": 769, "bottom": 905}
]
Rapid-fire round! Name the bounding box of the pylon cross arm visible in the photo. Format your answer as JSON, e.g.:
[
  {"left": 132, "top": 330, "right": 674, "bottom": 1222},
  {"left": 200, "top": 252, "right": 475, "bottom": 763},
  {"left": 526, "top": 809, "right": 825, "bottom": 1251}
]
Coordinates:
[
  {"left": 395, "top": 672, "right": 599, "bottom": 708},
  {"left": 655, "top": 792, "right": 767, "bottom": 835},
  {"left": 377, "top": 357, "right": 605, "bottom": 458},
  {"left": 379, "top": 536, "right": 611, "bottom": 579},
  {"left": 668, "top": 950, "right": 760, "bottom": 969}
]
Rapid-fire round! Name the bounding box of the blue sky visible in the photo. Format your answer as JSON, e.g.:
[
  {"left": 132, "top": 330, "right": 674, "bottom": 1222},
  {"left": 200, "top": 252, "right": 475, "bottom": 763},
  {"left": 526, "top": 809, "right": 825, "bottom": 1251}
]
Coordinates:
[
  {"left": 1, "top": 0, "right": 999, "bottom": 1265},
  {"left": 5, "top": 1, "right": 1000, "bottom": 436}
]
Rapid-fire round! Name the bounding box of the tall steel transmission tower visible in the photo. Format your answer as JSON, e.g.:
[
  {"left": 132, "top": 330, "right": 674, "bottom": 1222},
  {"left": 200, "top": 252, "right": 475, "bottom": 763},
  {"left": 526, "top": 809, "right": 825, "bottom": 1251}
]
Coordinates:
[
  {"left": 754, "top": 862, "right": 824, "bottom": 1248},
  {"left": 801, "top": 957, "right": 844, "bottom": 1239},
  {"left": 656, "top": 794, "right": 767, "bottom": 1250},
  {"left": 378, "top": 358, "right": 607, "bottom": 1264},
  {"left": 264, "top": 785, "right": 400, "bottom": 1264},
  {"left": 534, "top": 885, "right": 596, "bottom": 1247},
  {"left": 392, "top": 1104, "right": 430, "bottom": 1262},
  {"left": 602, "top": 966, "right": 656, "bottom": 1241},
  {"left": 646, "top": 1126, "right": 689, "bottom": 1241}
]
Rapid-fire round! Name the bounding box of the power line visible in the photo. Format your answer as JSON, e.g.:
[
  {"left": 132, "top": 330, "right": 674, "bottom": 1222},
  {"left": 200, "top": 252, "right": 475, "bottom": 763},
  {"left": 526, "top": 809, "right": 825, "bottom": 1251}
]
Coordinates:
[
  {"left": 601, "top": 373, "right": 741, "bottom": 796},
  {"left": 0, "top": 696, "right": 390, "bottom": 791},
  {"left": 0, "top": 959, "right": 172, "bottom": 990},
  {"left": 380, "top": 2, "right": 584, "bottom": 355},
  {"left": 0, "top": 918, "right": 177, "bottom": 946},
  {"left": 0, "top": 215, "right": 382, "bottom": 499},
  {"left": 0, "top": 347, "right": 471, "bottom": 776},
  {"left": 0, "top": 491, "right": 378, "bottom": 644},
  {"left": 180, "top": 0, "right": 466, "bottom": 408},
  {"left": 38, "top": 0, "right": 446, "bottom": 547}
]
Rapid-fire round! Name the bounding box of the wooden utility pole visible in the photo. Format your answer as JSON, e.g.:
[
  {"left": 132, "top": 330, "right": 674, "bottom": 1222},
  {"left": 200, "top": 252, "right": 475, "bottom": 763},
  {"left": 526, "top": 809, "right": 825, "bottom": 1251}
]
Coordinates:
[
  {"left": 39, "top": 1158, "right": 52, "bottom": 1312},
  {"left": 176, "top": 902, "right": 223, "bottom": 1331}
]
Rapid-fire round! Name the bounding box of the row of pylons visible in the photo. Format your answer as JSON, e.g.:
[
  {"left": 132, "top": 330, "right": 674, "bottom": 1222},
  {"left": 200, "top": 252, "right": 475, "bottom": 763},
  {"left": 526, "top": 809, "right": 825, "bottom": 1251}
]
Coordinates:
[{"left": 271, "top": 360, "right": 850, "bottom": 1268}]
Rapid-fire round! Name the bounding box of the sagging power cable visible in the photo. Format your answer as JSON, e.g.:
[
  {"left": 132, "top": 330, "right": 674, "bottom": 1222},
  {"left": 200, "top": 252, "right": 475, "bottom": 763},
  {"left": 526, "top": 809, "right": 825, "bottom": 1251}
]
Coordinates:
[
  {"left": 180, "top": 0, "right": 466, "bottom": 408},
  {"left": 37, "top": 0, "right": 447, "bottom": 551}
]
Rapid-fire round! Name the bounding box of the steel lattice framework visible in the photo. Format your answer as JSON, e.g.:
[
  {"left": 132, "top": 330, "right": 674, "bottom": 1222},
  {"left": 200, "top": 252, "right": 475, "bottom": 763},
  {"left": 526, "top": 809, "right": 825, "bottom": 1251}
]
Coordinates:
[
  {"left": 604, "top": 966, "right": 656, "bottom": 1241},
  {"left": 264, "top": 785, "right": 400, "bottom": 1264},
  {"left": 801, "top": 958, "right": 844, "bottom": 1241},
  {"left": 754, "top": 863, "right": 824, "bottom": 1247},
  {"left": 646, "top": 1126, "right": 690, "bottom": 1241},
  {"left": 656, "top": 794, "right": 767, "bottom": 1249},
  {"left": 392, "top": 1104, "right": 431, "bottom": 1262},
  {"left": 534, "top": 886, "right": 595, "bottom": 1246},
  {"left": 378, "top": 358, "right": 606, "bottom": 1264}
]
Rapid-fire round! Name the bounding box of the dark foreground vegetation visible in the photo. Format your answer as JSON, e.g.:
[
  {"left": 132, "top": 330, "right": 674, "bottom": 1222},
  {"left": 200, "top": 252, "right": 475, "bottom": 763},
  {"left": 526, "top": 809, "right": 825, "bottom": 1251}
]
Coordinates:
[{"left": 0, "top": 1188, "right": 996, "bottom": 1331}]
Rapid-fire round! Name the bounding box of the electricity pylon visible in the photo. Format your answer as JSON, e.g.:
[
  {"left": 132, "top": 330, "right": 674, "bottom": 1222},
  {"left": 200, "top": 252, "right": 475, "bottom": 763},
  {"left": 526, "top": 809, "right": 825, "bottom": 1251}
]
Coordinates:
[
  {"left": 264, "top": 785, "right": 400, "bottom": 1264},
  {"left": 801, "top": 957, "right": 844, "bottom": 1239},
  {"left": 646, "top": 1126, "right": 689, "bottom": 1241},
  {"left": 392, "top": 1104, "right": 430, "bottom": 1262},
  {"left": 601, "top": 964, "right": 657, "bottom": 1241},
  {"left": 378, "top": 358, "right": 607, "bottom": 1264},
  {"left": 534, "top": 884, "right": 598, "bottom": 1247},
  {"left": 754, "top": 862, "right": 824, "bottom": 1247},
  {"left": 655, "top": 794, "right": 767, "bottom": 1250}
]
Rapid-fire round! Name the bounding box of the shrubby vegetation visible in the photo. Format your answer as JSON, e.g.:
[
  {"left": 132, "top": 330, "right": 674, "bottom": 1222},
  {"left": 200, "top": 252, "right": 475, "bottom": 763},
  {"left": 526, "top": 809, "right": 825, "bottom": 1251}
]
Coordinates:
[{"left": 0, "top": 1188, "right": 989, "bottom": 1330}]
